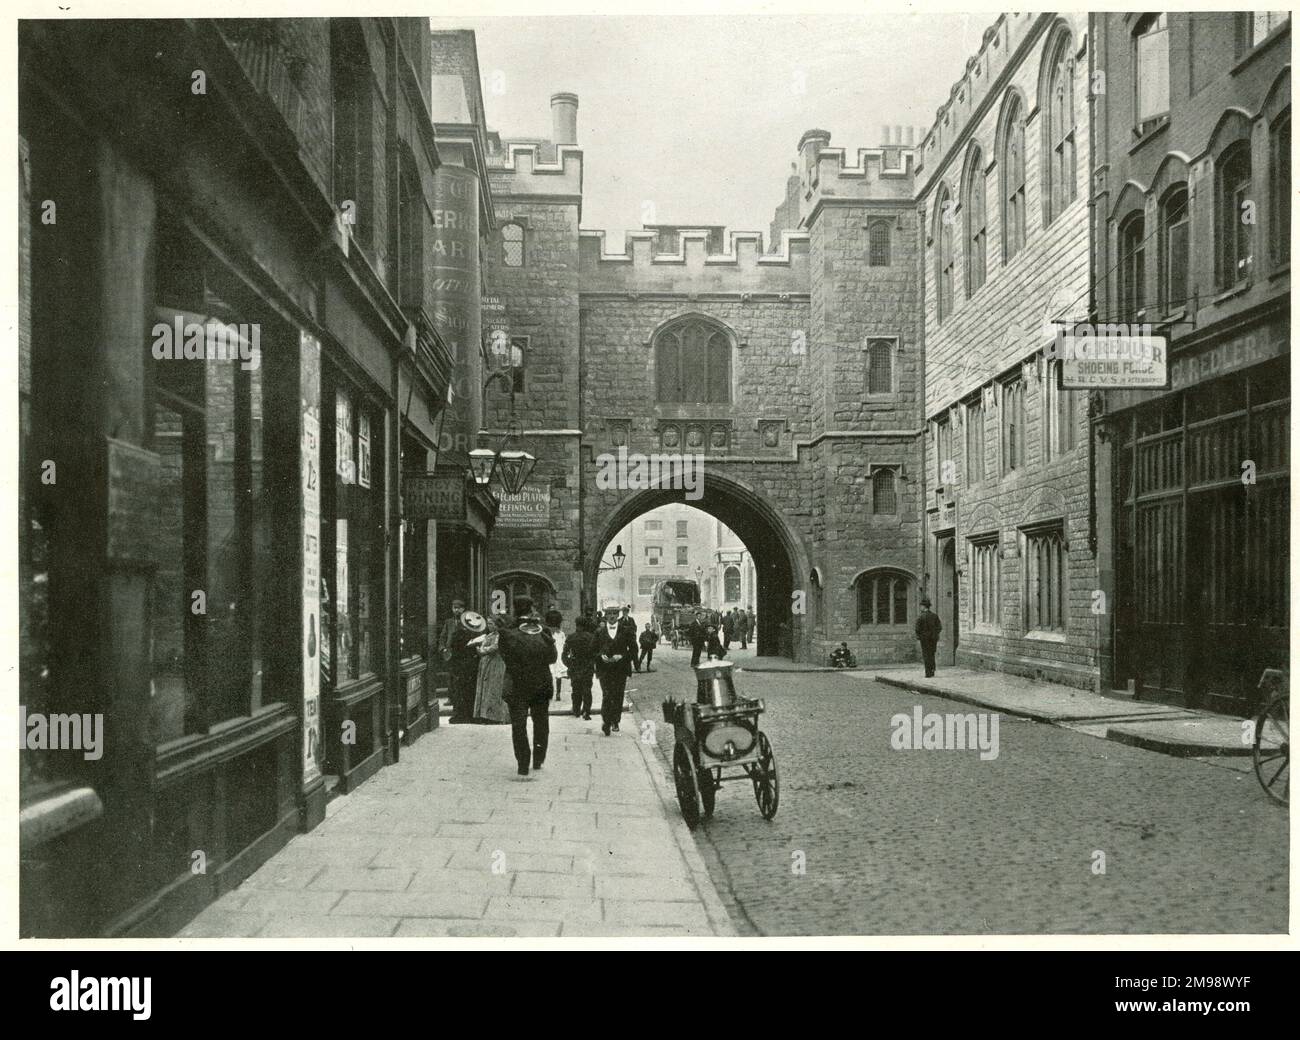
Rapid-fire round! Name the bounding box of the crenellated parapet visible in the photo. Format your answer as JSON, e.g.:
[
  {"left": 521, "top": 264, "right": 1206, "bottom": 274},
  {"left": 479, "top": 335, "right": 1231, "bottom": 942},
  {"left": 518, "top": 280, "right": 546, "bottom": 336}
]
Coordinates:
[
  {"left": 488, "top": 141, "right": 583, "bottom": 200},
  {"left": 578, "top": 227, "right": 809, "bottom": 296},
  {"left": 914, "top": 11, "right": 1051, "bottom": 180},
  {"left": 791, "top": 128, "right": 918, "bottom": 228}
]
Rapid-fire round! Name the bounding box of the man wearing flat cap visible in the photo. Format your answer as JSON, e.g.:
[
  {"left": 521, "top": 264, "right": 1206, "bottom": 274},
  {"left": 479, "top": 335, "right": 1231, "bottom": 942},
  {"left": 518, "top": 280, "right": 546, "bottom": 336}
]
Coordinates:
[{"left": 914, "top": 596, "right": 942, "bottom": 678}]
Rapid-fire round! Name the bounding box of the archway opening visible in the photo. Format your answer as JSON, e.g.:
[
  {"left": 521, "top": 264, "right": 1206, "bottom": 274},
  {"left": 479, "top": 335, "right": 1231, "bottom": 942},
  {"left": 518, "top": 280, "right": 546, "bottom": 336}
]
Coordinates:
[{"left": 586, "top": 481, "right": 800, "bottom": 658}]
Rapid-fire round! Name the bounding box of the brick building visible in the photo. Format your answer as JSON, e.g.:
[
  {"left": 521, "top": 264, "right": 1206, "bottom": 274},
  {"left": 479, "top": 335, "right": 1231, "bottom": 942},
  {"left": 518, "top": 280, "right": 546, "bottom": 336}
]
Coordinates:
[
  {"left": 916, "top": 13, "right": 1099, "bottom": 688},
  {"left": 18, "top": 17, "right": 457, "bottom": 936},
  {"left": 1090, "top": 11, "right": 1290, "bottom": 712}
]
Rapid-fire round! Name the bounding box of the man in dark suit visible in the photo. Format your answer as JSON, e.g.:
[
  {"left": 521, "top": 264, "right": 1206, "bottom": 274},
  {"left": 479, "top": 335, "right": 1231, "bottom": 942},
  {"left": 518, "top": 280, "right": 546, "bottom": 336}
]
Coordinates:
[
  {"left": 687, "top": 610, "right": 708, "bottom": 668},
  {"left": 563, "top": 615, "right": 598, "bottom": 720},
  {"left": 618, "top": 606, "right": 640, "bottom": 671},
  {"left": 594, "top": 602, "right": 637, "bottom": 735},
  {"left": 497, "top": 597, "right": 557, "bottom": 776},
  {"left": 915, "top": 596, "right": 943, "bottom": 678}
]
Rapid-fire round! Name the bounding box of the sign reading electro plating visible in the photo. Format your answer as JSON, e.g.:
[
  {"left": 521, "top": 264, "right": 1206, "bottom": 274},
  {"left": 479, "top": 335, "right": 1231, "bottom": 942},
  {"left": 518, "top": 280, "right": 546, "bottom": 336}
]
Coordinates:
[{"left": 1057, "top": 324, "right": 1168, "bottom": 389}]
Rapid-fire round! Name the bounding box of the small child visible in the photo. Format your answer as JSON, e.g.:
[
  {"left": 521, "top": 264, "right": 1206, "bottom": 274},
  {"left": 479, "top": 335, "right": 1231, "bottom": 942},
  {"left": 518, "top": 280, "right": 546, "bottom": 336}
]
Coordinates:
[{"left": 545, "top": 609, "right": 567, "bottom": 700}]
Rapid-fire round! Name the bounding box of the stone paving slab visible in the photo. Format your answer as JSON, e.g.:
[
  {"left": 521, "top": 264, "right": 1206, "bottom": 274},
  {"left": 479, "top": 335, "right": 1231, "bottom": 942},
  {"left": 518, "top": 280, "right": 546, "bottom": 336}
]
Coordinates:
[
  {"left": 180, "top": 708, "right": 734, "bottom": 940},
  {"left": 871, "top": 667, "right": 1250, "bottom": 756}
]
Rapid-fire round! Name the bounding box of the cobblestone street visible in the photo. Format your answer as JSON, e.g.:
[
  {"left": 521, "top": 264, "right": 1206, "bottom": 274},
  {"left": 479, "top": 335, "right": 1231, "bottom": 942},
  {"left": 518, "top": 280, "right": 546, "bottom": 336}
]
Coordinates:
[{"left": 633, "top": 649, "right": 1289, "bottom": 935}]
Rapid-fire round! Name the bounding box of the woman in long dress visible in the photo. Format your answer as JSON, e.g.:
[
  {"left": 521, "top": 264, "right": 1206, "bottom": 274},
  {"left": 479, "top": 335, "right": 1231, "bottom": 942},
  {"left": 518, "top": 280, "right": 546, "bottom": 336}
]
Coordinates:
[{"left": 472, "top": 615, "right": 511, "bottom": 724}]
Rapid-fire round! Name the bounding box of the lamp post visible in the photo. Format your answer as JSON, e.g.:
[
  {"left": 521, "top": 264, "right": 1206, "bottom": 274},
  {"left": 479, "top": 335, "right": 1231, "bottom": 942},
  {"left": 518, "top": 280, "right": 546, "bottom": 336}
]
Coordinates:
[{"left": 598, "top": 544, "right": 626, "bottom": 573}]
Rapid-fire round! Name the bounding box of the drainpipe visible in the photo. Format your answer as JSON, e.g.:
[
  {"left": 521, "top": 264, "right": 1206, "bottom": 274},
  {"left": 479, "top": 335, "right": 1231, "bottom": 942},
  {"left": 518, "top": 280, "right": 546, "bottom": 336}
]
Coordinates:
[{"left": 916, "top": 200, "right": 930, "bottom": 598}]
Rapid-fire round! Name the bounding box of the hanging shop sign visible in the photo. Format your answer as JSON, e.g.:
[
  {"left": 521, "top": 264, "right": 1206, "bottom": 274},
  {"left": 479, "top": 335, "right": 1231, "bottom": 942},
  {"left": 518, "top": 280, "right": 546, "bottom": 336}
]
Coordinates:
[
  {"left": 496, "top": 486, "right": 550, "bottom": 528},
  {"left": 403, "top": 472, "right": 466, "bottom": 521},
  {"left": 1058, "top": 325, "right": 1168, "bottom": 389}
]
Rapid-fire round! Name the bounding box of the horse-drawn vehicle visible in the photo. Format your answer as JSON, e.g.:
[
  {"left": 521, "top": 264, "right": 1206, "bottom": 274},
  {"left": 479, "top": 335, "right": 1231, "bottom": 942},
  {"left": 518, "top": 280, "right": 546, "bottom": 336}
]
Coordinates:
[
  {"left": 662, "top": 660, "right": 779, "bottom": 829},
  {"left": 651, "top": 579, "right": 708, "bottom": 648}
]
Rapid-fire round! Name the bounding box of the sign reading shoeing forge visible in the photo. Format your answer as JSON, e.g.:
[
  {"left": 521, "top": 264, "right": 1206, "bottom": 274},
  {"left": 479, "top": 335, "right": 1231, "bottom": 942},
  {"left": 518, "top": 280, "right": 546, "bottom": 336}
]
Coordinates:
[{"left": 1056, "top": 324, "right": 1168, "bottom": 389}]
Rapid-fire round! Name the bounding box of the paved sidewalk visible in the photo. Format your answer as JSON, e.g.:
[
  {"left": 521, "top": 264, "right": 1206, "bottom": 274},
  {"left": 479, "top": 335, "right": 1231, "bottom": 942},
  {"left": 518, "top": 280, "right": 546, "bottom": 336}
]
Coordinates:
[
  {"left": 180, "top": 713, "right": 734, "bottom": 939},
  {"left": 871, "top": 667, "right": 1253, "bottom": 758}
]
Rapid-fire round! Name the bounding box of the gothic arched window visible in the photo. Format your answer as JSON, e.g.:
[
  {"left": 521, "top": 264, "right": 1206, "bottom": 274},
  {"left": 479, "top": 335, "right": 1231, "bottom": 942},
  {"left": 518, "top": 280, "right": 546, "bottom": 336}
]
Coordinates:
[
  {"left": 654, "top": 318, "right": 731, "bottom": 404},
  {"left": 1000, "top": 92, "right": 1027, "bottom": 261},
  {"left": 724, "top": 566, "right": 742, "bottom": 602},
  {"left": 868, "top": 221, "right": 891, "bottom": 267},
  {"left": 1044, "top": 30, "right": 1077, "bottom": 225},
  {"left": 964, "top": 146, "right": 987, "bottom": 295}
]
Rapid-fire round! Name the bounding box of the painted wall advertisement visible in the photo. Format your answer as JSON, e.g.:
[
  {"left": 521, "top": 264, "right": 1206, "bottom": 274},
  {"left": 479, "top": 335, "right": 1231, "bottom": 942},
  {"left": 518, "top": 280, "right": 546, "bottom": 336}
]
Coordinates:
[
  {"left": 496, "top": 486, "right": 550, "bottom": 528},
  {"left": 301, "top": 331, "right": 323, "bottom": 788}
]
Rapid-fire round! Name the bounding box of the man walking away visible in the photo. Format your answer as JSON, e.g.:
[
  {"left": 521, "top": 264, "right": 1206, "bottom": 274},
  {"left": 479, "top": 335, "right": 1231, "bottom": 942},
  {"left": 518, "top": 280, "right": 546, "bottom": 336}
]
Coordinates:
[
  {"left": 563, "top": 615, "right": 598, "bottom": 719},
  {"left": 497, "top": 597, "right": 557, "bottom": 776},
  {"left": 638, "top": 625, "right": 660, "bottom": 672},
  {"left": 722, "top": 609, "right": 735, "bottom": 651},
  {"left": 740, "top": 608, "right": 752, "bottom": 650},
  {"left": 915, "top": 596, "right": 942, "bottom": 678},
  {"left": 595, "top": 601, "right": 637, "bottom": 735}
]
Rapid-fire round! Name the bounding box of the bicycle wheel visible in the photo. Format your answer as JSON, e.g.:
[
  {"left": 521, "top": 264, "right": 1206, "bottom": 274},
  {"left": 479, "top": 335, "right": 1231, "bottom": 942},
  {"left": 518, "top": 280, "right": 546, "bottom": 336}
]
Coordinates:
[{"left": 1253, "top": 694, "right": 1289, "bottom": 807}]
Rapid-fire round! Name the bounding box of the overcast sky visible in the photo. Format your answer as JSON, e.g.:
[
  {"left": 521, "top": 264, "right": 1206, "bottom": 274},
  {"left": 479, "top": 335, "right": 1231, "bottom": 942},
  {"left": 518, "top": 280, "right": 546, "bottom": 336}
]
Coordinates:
[{"left": 431, "top": 13, "right": 988, "bottom": 243}]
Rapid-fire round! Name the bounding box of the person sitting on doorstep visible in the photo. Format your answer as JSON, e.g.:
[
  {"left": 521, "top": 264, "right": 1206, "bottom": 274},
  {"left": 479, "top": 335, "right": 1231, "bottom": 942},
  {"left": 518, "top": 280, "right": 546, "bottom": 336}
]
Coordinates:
[{"left": 829, "top": 642, "right": 856, "bottom": 669}]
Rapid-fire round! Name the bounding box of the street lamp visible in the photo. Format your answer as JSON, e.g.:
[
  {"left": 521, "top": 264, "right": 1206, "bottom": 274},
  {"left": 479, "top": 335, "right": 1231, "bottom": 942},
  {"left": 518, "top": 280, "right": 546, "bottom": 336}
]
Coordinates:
[
  {"left": 467, "top": 446, "right": 498, "bottom": 486},
  {"left": 598, "top": 544, "right": 626, "bottom": 572}
]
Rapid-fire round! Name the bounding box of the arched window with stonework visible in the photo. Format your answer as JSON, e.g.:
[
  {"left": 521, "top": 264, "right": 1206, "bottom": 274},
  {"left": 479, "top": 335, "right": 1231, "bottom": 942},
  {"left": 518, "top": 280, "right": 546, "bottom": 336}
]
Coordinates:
[{"left": 654, "top": 317, "right": 731, "bottom": 403}]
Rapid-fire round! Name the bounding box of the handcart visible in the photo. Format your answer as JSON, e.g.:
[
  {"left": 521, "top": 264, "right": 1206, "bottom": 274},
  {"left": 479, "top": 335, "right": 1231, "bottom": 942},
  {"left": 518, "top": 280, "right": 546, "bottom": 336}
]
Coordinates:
[{"left": 662, "top": 659, "right": 779, "bottom": 829}]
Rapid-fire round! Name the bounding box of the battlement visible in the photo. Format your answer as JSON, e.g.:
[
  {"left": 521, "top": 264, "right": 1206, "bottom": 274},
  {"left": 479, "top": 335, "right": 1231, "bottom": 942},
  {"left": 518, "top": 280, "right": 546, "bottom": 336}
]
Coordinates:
[
  {"left": 487, "top": 141, "right": 584, "bottom": 200},
  {"left": 578, "top": 228, "right": 810, "bottom": 295},
  {"left": 915, "top": 12, "right": 1049, "bottom": 178}
]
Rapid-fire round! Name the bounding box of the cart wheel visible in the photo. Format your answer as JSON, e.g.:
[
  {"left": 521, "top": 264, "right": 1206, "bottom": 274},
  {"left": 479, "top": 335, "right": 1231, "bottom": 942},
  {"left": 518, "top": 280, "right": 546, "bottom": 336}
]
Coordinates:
[
  {"left": 673, "top": 742, "right": 702, "bottom": 830},
  {"left": 751, "top": 731, "right": 780, "bottom": 820},
  {"left": 1253, "top": 694, "right": 1289, "bottom": 807},
  {"left": 698, "top": 765, "right": 717, "bottom": 819}
]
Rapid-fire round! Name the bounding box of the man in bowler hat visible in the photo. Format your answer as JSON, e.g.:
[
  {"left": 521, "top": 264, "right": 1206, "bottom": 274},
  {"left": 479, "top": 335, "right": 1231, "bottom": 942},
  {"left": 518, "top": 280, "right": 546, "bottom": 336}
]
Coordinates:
[
  {"left": 915, "top": 596, "right": 942, "bottom": 678},
  {"left": 496, "top": 597, "right": 557, "bottom": 776}
]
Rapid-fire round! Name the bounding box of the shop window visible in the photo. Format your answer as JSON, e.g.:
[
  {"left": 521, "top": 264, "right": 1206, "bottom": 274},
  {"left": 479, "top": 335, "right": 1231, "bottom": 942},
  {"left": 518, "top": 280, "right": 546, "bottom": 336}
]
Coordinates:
[
  {"left": 322, "top": 381, "right": 384, "bottom": 687},
  {"left": 1044, "top": 32, "right": 1077, "bottom": 224},
  {"left": 654, "top": 317, "right": 731, "bottom": 404},
  {"left": 866, "top": 338, "right": 894, "bottom": 395},
  {"left": 965, "top": 395, "right": 986, "bottom": 484},
  {"left": 871, "top": 468, "right": 897, "bottom": 515},
  {"left": 1133, "top": 14, "right": 1170, "bottom": 130},
  {"left": 1271, "top": 112, "right": 1290, "bottom": 267},
  {"left": 502, "top": 222, "right": 524, "bottom": 267},
  {"left": 964, "top": 146, "right": 987, "bottom": 295},
  {"left": 856, "top": 569, "right": 911, "bottom": 626},
  {"left": 724, "top": 566, "right": 742, "bottom": 602},
  {"left": 969, "top": 535, "right": 1002, "bottom": 630},
  {"left": 149, "top": 305, "right": 267, "bottom": 743},
  {"left": 868, "top": 221, "right": 890, "bottom": 267},
  {"left": 1158, "top": 185, "right": 1189, "bottom": 312},
  {"left": 1023, "top": 522, "right": 1068, "bottom": 633},
  {"left": 1001, "top": 377, "right": 1026, "bottom": 474},
  {"left": 1118, "top": 211, "right": 1146, "bottom": 317},
  {"left": 1000, "top": 93, "right": 1027, "bottom": 261},
  {"left": 1217, "top": 143, "right": 1254, "bottom": 288},
  {"left": 935, "top": 185, "right": 955, "bottom": 320}
]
